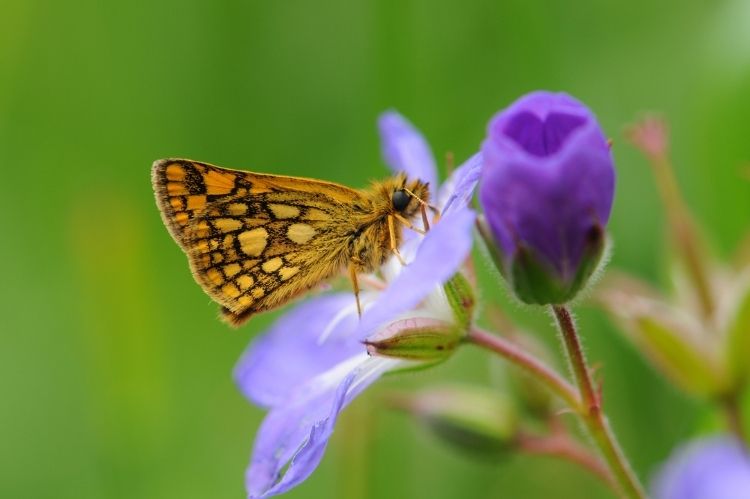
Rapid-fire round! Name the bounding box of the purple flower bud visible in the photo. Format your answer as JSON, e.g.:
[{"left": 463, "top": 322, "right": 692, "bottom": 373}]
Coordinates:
[{"left": 479, "top": 91, "right": 615, "bottom": 304}]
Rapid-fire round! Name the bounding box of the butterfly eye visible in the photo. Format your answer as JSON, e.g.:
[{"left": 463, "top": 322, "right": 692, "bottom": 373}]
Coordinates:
[{"left": 391, "top": 189, "right": 410, "bottom": 212}]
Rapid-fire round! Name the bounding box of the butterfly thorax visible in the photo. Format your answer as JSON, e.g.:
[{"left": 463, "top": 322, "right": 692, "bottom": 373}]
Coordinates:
[{"left": 347, "top": 174, "right": 430, "bottom": 273}]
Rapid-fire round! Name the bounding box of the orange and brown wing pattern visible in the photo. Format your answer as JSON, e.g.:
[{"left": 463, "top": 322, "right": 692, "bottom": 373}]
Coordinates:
[
  {"left": 152, "top": 159, "right": 255, "bottom": 250},
  {"left": 152, "top": 158, "right": 366, "bottom": 326}
]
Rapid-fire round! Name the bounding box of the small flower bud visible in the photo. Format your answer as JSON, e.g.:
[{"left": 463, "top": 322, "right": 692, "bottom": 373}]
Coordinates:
[
  {"left": 444, "top": 272, "right": 476, "bottom": 328},
  {"left": 364, "top": 318, "right": 462, "bottom": 363},
  {"left": 392, "top": 385, "right": 519, "bottom": 457},
  {"left": 479, "top": 91, "right": 615, "bottom": 305}
]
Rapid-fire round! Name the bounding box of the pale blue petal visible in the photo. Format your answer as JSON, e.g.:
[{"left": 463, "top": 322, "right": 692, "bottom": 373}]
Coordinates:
[
  {"left": 246, "top": 357, "right": 398, "bottom": 498},
  {"left": 378, "top": 110, "right": 438, "bottom": 188},
  {"left": 355, "top": 206, "right": 476, "bottom": 338},
  {"left": 234, "top": 294, "right": 361, "bottom": 408},
  {"left": 652, "top": 436, "right": 750, "bottom": 499},
  {"left": 438, "top": 152, "right": 482, "bottom": 215}
]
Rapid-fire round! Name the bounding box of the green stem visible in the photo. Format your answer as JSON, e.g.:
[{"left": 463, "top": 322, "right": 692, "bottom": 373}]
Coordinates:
[
  {"left": 466, "top": 327, "right": 582, "bottom": 412},
  {"left": 552, "top": 305, "right": 647, "bottom": 499}
]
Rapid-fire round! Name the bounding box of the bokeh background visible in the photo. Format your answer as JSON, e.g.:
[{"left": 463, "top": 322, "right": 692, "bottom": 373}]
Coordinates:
[{"left": 2, "top": 0, "right": 749, "bottom": 498}]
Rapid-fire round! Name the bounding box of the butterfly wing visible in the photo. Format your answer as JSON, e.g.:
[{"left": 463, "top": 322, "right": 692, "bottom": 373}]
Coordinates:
[{"left": 152, "top": 159, "right": 365, "bottom": 325}]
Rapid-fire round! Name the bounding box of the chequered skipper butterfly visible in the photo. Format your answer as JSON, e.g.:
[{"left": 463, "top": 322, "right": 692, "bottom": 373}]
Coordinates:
[{"left": 152, "top": 159, "right": 430, "bottom": 326}]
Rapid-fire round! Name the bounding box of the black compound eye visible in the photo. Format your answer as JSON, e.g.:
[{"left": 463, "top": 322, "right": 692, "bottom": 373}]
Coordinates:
[{"left": 391, "top": 189, "right": 410, "bottom": 212}]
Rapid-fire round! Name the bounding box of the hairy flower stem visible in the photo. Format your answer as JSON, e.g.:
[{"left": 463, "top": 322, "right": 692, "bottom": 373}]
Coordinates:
[
  {"left": 651, "top": 155, "right": 714, "bottom": 319},
  {"left": 466, "top": 327, "right": 582, "bottom": 411},
  {"left": 552, "top": 305, "right": 646, "bottom": 499}
]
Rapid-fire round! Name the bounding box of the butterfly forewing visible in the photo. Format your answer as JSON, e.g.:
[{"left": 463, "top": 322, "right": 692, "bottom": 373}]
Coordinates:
[
  {"left": 152, "top": 159, "right": 254, "bottom": 250},
  {"left": 152, "top": 159, "right": 366, "bottom": 325}
]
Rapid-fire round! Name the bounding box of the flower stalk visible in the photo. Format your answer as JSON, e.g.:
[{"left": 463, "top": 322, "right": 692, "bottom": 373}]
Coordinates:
[
  {"left": 551, "top": 305, "right": 647, "bottom": 499},
  {"left": 467, "top": 323, "right": 646, "bottom": 498},
  {"left": 625, "top": 116, "right": 714, "bottom": 319},
  {"left": 465, "top": 326, "right": 582, "bottom": 412},
  {"left": 651, "top": 152, "right": 714, "bottom": 319}
]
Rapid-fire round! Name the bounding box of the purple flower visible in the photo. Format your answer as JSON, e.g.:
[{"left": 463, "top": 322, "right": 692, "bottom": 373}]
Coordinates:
[
  {"left": 233, "top": 111, "right": 481, "bottom": 498},
  {"left": 652, "top": 436, "right": 750, "bottom": 499},
  {"left": 479, "top": 91, "right": 615, "bottom": 304}
]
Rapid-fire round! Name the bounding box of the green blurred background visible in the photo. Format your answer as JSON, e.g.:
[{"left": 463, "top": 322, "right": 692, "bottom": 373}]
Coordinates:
[{"left": 2, "top": 0, "right": 749, "bottom": 498}]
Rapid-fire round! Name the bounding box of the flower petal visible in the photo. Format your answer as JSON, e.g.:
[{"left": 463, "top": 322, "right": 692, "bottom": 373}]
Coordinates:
[
  {"left": 234, "top": 294, "right": 362, "bottom": 408},
  {"left": 356, "top": 206, "right": 476, "bottom": 338},
  {"left": 652, "top": 436, "right": 750, "bottom": 499},
  {"left": 378, "top": 110, "right": 438, "bottom": 188},
  {"left": 246, "top": 356, "right": 400, "bottom": 498},
  {"left": 438, "top": 152, "right": 483, "bottom": 215}
]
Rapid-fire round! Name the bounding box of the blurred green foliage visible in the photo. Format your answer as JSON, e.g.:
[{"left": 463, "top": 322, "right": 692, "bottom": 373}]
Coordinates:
[{"left": 2, "top": 0, "right": 749, "bottom": 498}]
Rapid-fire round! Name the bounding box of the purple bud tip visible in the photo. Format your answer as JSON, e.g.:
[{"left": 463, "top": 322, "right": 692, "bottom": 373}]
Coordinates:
[
  {"left": 500, "top": 111, "right": 587, "bottom": 158},
  {"left": 479, "top": 91, "right": 615, "bottom": 303}
]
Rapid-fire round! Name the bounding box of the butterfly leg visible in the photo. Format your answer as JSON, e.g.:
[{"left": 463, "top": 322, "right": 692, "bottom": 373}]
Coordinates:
[
  {"left": 393, "top": 213, "right": 426, "bottom": 235},
  {"left": 388, "top": 215, "right": 407, "bottom": 265},
  {"left": 420, "top": 203, "right": 431, "bottom": 231},
  {"left": 348, "top": 262, "right": 363, "bottom": 317},
  {"left": 404, "top": 187, "right": 440, "bottom": 231}
]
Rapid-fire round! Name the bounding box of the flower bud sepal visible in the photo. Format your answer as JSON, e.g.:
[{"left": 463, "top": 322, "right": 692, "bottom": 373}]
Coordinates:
[
  {"left": 364, "top": 317, "right": 463, "bottom": 366},
  {"left": 510, "top": 224, "right": 606, "bottom": 305},
  {"left": 444, "top": 272, "right": 476, "bottom": 328},
  {"left": 390, "top": 385, "right": 520, "bottom": 458}
]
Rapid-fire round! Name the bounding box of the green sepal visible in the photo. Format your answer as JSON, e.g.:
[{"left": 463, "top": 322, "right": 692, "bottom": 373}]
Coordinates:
[
  {"left": 634, "top": 315, "right": 724, "bottom": 396},
  {"left": 597, "top": 276, "right": 729, "bottom": 398},
  {"left": 511, "top": 225, "right": 605, "bottom": 305},
  {"left": 444, "top": 272, "right": 475, "bottom": 329},
  {"left": 364, "top": 320, "right": 461, "bottom": 363}
]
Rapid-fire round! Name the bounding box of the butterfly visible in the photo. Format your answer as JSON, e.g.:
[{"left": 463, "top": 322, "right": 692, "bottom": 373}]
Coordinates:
[{"left": 151, "top": 159, "right": 431, "bottom": 326}]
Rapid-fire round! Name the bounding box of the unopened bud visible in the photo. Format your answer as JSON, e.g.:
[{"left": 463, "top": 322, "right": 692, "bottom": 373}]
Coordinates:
[
  {"left": 392, "top": 385, "right": 518, "bottom": 457},
  {"left": 364, "top": 318, "right": 462, "bottom": 363},
  {"left": 479, "top": 91, "right": 614, "bottom": 305},
  {"left": 444, "top": 272, "right": 476, "bottom": 328}
]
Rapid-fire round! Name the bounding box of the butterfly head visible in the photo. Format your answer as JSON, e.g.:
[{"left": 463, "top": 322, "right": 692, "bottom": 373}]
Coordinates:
[{"left": 389, "top": 175, "right": 430, "bottom": 219}]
